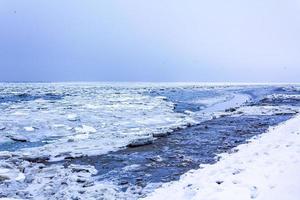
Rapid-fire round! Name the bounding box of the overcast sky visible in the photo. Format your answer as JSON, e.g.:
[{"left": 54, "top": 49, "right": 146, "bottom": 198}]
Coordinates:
[{"left": 0, "top": 0, "right": 300, "bottom": 82}]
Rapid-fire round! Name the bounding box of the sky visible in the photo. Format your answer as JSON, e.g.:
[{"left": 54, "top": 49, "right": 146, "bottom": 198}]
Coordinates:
[{"left": 0, "top": 0, "right": 300, "bottom": 82}]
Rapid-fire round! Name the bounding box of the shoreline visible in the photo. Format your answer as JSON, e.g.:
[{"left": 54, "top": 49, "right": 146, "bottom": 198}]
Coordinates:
[
  {"left": 0, "top": 85, "right": 299, "bottom": 199},
  {"left": 144, "top": 114, "right": 300, "bottom": 200}
]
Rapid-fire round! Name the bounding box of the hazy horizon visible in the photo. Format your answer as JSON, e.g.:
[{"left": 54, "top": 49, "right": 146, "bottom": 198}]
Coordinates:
[{"left": 1, "top": 0, "right": 300, "bottom": 82}]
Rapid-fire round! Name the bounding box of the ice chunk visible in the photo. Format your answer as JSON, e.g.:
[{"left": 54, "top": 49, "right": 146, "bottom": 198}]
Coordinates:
[
  {"left": 7, "top": 135, "right": 29, "bottom": 142},
  {"left": 234, "top": 106, "right": 299, "bottom": 116},
  {"left": 21, "top": 154, "right": 50, "bottom": 163},
  {"left": 74, "top": 125, "right": 97, "bottom": 134},
  {"left": 0, "top": 151, "right": 12, "bottom": 159},
  {"left": 128, "top": 136, "right": 154, "bottom": 147},
  {"left": 0, "top": 168, "right": 25, "bottom": 182},
  {"left": 11, "top": 111, "right": 27, "bottom": 116},
  {"left": 24, "top": 127, "right": 35, "bottom": 132},
  {"left": 67, "top": 114, "right": 80, "bottom": 121}
]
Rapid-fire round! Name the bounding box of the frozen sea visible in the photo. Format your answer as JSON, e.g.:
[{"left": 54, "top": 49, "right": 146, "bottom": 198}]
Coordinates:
[
  {"left": 0, "top": 83, "right": 299, "bottom": 199},
  {"left": 0, "top": 83, "right": 250, "bottom": 159}
]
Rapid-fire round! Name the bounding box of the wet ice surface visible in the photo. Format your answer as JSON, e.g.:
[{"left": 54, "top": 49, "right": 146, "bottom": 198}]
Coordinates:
[{"left": 0, "top": 83, "right": 300, "bottom": 199}]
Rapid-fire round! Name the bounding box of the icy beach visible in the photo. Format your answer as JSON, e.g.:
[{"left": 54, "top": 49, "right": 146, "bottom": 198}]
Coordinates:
[
  {"left": 0, "top": 83, "right": 299, "bottom": 200},
  {"left": 145, "top": 114, "right": 300, "bottom": 200}
]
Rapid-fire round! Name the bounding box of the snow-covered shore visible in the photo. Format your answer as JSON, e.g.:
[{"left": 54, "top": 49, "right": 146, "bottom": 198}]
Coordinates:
[{"left": 144, "top": 114, "right": 300, "bottom": 200}]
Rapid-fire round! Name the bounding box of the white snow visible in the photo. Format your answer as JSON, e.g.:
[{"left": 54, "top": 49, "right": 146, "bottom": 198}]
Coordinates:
[{"left": 144, "top": 115, "right": 300, "bottom": 200}]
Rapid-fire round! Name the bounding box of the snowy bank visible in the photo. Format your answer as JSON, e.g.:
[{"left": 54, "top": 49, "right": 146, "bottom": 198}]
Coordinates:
[{"left": 144, "top": 115, "right": 300, "bottom": 200}]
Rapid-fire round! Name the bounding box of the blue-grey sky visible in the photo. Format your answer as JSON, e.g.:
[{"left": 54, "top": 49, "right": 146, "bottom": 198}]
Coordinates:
[{"left": 0, "top": 0, "right": 300, "bottom": 82}]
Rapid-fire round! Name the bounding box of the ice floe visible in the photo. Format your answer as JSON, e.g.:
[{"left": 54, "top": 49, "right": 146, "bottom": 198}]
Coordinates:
[
  {"left": 74, "top": 125, "right": 97, "bottom": 134},
  {"left": 233, "top": 106, "right": 299, "bottom": 116},
  {"left": 0, "top": 156, "right": 132, "bottom": 199},
  {"left": 7, "top": 135, "right": 29, "bottom": 142}
]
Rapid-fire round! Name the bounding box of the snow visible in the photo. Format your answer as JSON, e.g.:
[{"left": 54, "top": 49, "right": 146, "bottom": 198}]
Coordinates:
[{"left": 144, "top": 114, "right": 300, "bottom": 200}]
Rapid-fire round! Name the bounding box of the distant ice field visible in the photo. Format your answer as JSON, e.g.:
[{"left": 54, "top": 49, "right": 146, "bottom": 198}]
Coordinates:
[{"left": 0, "top": 83, "right": 258, "bottom": 160}]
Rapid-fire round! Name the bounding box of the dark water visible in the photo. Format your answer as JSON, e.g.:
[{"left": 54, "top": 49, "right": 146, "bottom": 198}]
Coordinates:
[
  {"left": 0, "top": 136, "right": 61, "bottom": 152},
  {"left": 0, "top": 141, "right": 45, "bottom": 152},
  {"left": 0, "top": 93, "right": 65, "bottom": 104},
  {"left": 63, "top": 114, "right": 292, "bottom": 195}
]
